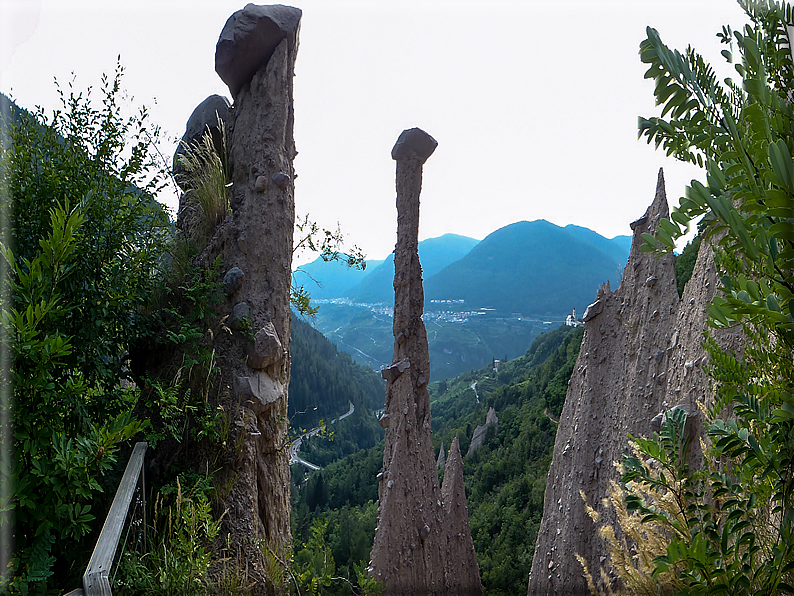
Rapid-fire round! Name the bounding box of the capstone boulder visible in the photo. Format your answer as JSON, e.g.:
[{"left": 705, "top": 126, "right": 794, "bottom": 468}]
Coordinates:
[{"left": 215, "top": 4, "right": 301, "bottom": 98}]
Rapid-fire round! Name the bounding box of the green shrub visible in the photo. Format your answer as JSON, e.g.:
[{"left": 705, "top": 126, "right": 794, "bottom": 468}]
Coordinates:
[
  {"left": 114, "top": 477, "right": 220, "bottom": 596},
  {"left": 0, "top": 61, "right": 171, "bottom": 592}
]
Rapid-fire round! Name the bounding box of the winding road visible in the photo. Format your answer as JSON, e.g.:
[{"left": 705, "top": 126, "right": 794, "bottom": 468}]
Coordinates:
[
  {"left": 470, "top": 381, "right": 480, "bottom": 403},
  {"left": 289, "top": 401, "right": 355, "bottom": 471}
]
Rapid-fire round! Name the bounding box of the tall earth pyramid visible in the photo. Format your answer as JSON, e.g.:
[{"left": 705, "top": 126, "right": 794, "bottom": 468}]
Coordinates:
[
  {"left": 528, "top": 170, "right": 744, "bottom": 595},
  {"left": 369, "top": 129, "right": 483, "bottom": 596},
  {"left": 170, "top": 5, "right": 301, "bottom": 592}
]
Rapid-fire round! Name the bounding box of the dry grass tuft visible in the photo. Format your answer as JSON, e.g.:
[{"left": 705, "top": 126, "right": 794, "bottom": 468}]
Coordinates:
[
  {"left": 578, "top": 476, "right": 684, "bottom": 596},
  {"left": 176, "top": 118, "right": 230, "bottom": 246}
]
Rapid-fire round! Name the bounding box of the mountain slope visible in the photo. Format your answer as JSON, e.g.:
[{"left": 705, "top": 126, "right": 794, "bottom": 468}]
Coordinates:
[
  {"left": 563, "top": 224, "right": 630, "bottom": 267},
  {"left": 348, "top": 233, "right": 479, "bottom": 304},
  {"left": 423, "top": 220, "right": 627, "bottom": 316},
  {"left": 609, "top": 234, "right": 632, "bottom": 256},
  {"left": 290, "top": 324, "right": 584, "bottom": 596},
  {"left": 289, "top": 317, "right": 385, "bottom": 448},
  {"left": 292, "top": 257, "right": 384, "bottom": 300}
]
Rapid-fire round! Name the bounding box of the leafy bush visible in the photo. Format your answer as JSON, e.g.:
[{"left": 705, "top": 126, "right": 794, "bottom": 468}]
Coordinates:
[
  {"left": 114, "top": 477, "right": 220, "bottom": 596},
  {"left": 0, "top": 63, "right": 172, "bottom": 592}
]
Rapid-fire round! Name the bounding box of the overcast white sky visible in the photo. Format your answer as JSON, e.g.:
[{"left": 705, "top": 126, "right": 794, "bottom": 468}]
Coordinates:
[{"left": 1, "top": 1, "right": 749, "bottom": 265}]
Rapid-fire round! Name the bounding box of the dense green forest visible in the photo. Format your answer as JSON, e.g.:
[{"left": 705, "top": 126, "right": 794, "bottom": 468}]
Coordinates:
[
  {"left": 291, "top": 324, "right": 584, "bottom": 596},
  {"left": 673, "top": 233, "right": 702, "bottom": 297},
  {"left": 289, "top": 316, "right": 384, "bottom": 434}
]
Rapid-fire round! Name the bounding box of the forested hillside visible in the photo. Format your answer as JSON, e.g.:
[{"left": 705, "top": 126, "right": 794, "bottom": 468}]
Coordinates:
[
  {"left": 291, "top": 324, "right": 584, "bottom": 596},
  {"left": 289, "top": 317, "right": 384, "bottom": 431}
]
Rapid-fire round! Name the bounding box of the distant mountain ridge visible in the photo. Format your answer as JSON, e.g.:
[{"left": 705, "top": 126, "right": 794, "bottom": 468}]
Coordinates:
[
  {"left": 349, "top": 233, "right": 480, "bottom": 304},
  {"left": 293, "top": 257, "right": 385, "bottom": 300},
  {"left": 294, "top": 233, "right": 480, "bottom": 303},
  {"left": 424, "top": 220, "right": 628, "bottom": 316},
  {"left": 298, "top": 221, "right": 630, "bottom": 380}
]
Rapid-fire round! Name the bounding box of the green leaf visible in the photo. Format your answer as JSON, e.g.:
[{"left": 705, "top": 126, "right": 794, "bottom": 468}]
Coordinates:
[
  {"left": 769, "top": 139, "right": 794, "bottom": 192},
  {"left": 771, "top": 401, "right": 794, "bottom": 421},
  {"left": 770, "top": 221, "right": 794, "bottom": 243}
]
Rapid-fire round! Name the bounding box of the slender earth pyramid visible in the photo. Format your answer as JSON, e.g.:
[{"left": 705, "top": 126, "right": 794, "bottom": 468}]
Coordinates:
[{"left": 369, "top": 128, "right": 483, "bottom": 596}]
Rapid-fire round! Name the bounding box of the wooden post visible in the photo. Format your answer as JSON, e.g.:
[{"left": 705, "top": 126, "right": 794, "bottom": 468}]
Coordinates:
[{"left": 82, "top": 442, "right": 147, "bottom": 596}]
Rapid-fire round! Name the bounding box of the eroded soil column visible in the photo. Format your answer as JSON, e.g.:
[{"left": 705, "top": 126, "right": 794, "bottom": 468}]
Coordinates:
[{"left": 370, "top": 128, "right": 483, "bottom": 596}]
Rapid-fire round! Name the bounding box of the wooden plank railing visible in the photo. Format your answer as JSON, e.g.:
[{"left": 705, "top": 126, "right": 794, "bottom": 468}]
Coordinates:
[{"left": 65, "top": 441, "right": 147, "bottom": 596}]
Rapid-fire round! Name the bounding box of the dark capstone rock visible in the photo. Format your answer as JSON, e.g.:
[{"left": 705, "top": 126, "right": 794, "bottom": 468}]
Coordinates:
[
  {"left": 246, "top": 322, "right": 283, "bottom": 370},
  {"left": 583, "top": 298, "right": 603, "bottom": 322},
  {"left": 228, "top": 301, "right": 251, "bottom": 331},
  {"left": 215, "top": 4, "right": 302, "bottom": 98},
  {"left": 271, "top": 172, "right": 290, "bottom": 189},
  {"left": 391, "top": 127, "right": 438, "bottom": 164},
  {"left": 224, "top": 267, "right": 245, "bottom": 296},
  {"left": 381, "top": 359, "right": 410, "bottom": 383},
  {"left": 173, "top": 94, "right": 230, "bottom": 188}
]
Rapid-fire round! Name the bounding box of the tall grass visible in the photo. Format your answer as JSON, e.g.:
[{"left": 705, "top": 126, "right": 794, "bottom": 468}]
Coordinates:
[
  {"left": 114, "top": 478, "right": 221, "bottom": 596},
  {"left": 176, "top": 118, "right": 230, "bottom": 247}
]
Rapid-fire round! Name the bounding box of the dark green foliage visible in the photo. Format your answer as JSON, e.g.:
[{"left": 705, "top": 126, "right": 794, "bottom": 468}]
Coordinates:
[
  {"left": 1, "top": 67, "right": 231, "bottom": 595},
  {"left": 432, "top": 325, "right": 583, "bottom": 595},
  {"left": 291, "top": 447, "right": 385, "bottom": 595},
  {"left": 290, "top": 512, "right": 383, "bottom": 596},
  {"left": 299, "top": 409, "right": 382, "bottom": 469},
  {"left": 0, "top": 65, "right": 173, "bottom": 592},
  {"left": 289, "top": 317, "right": 385, "bottom": 469},
  {"left": 290, "top": 317, "right": 385, "bottom": 429},
  {"left": 674, "top": 234, "right": 702, "bottom": 297},
  {"left": 293, "top": 325, "right": 584, "bottom": 595}
]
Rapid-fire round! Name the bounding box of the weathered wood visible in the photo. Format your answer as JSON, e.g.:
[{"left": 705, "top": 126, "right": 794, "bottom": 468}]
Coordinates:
[
  {"left": 82, "top": 442, "right": 147, "bottom": 596},
  {"left": 63, "top": 590, "right": 84, "bottom": 596}
]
